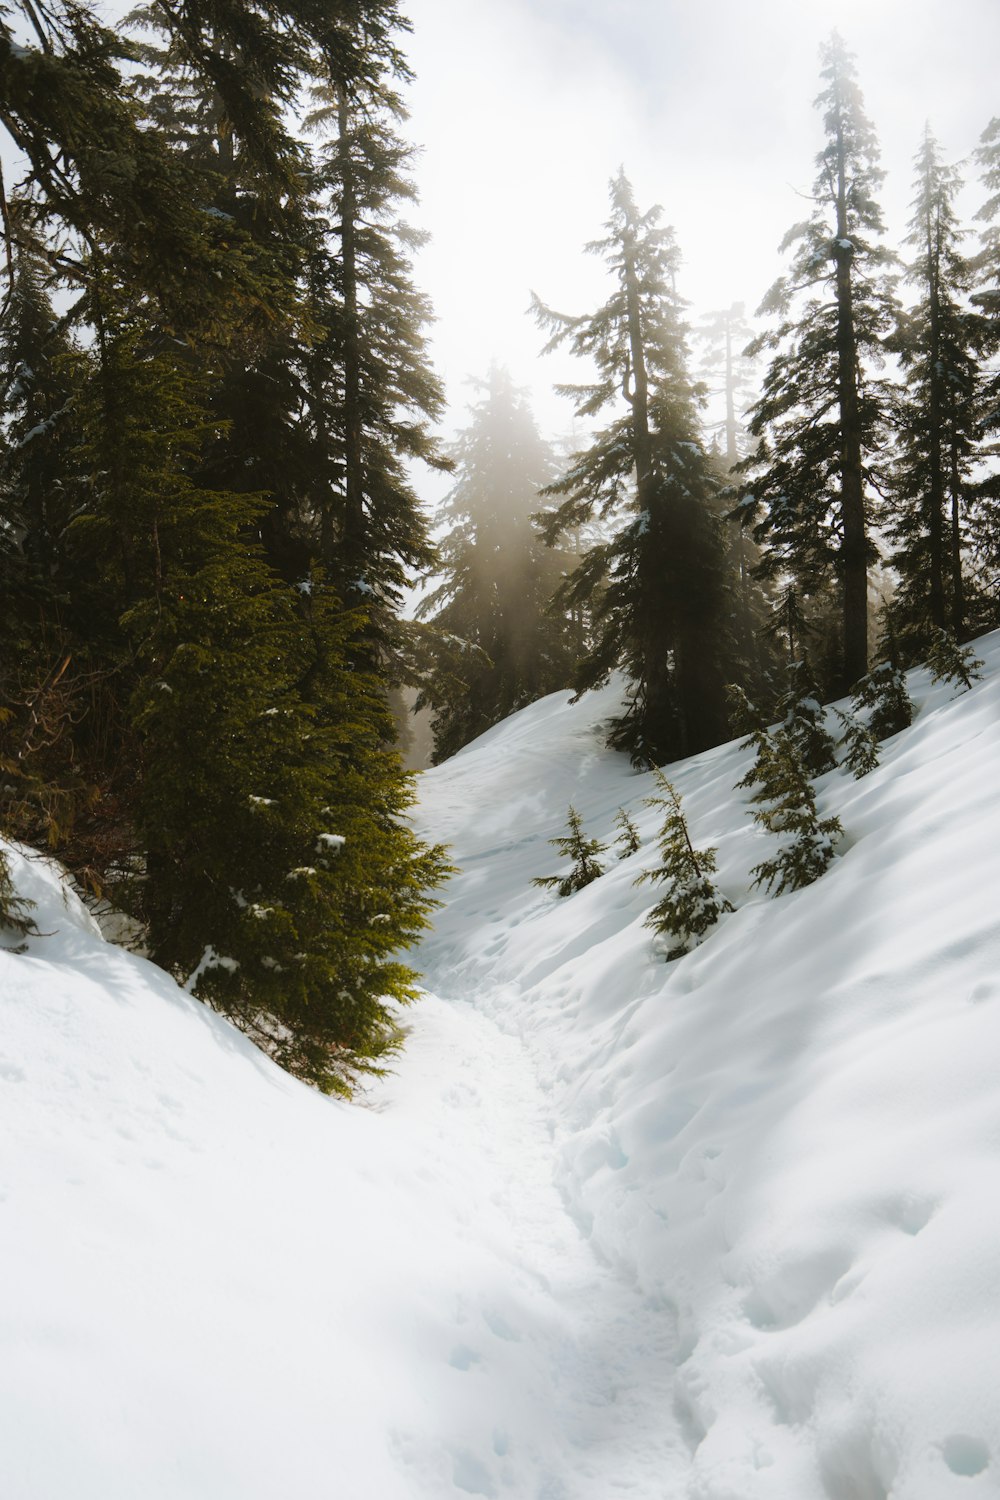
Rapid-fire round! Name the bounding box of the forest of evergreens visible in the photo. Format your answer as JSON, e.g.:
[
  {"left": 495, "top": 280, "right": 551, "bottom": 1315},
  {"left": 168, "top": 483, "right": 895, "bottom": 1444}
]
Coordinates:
[{"left": 1, "top": 6, "right": 998, "bottom": 1089}]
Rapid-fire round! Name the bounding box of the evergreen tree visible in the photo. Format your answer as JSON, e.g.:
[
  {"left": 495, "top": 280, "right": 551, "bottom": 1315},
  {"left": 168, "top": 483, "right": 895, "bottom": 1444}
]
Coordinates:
[
  {"left": 834, "top": 706, "right": 880, "bottom": 778},
  {"left": 417, "top": 366, "right": 574, "bottom": 761},
  {"left": 613, "top": 806, "right": 642, "bottom": 858},
  {"left": 634, "top": 771, "right": 732, "bottom": 958},
  {"left": 926, "top": 628, "right": 983, "bottom": 692},
  {"left": 777, "top": 656, "right": 837, "bottom": 776},
  {"left": 532, "top": 806, "right": 606, "bottom": 897},
  {"left": 0, "top": 845, "right": 35, "bottom": 937},
  {"left": 750, "top": 734, "right": 843, "bottom": 895},
  {"left": 303, "top": 2, "right": 448, "bottom": 636},
  {"left": 850, "top": 656, "right": 913, "bottom": 740},
  {"left": 532, "top": 170, "right": 736, "bottom": 764},
  {"left": 738, "top": 34, "right": 897, "bottom": 690},
  {"left": 884, "top": 129, "right": 984, "bottom": 652}
]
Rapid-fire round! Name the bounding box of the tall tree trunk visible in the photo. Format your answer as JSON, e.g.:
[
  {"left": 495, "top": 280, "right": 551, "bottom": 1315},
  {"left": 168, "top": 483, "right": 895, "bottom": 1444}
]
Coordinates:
[
  {"left": 337, "top": 89, "right": 364, "bottom": 591},
  {"left": 925, "top": 194, "right": 946, "bottom": 629},
  {"left": 833, "top": 116, "right": 869, "bottom": 689}
]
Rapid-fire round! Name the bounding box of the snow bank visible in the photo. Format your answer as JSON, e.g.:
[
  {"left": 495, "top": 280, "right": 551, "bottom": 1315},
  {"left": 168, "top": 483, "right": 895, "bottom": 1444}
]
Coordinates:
[
  {"left": 415, "top": 637, "right": 1000, "bottom": 1498},
  {"left": 4, "top": 632, "right": 1000, "bottom": 1498}
]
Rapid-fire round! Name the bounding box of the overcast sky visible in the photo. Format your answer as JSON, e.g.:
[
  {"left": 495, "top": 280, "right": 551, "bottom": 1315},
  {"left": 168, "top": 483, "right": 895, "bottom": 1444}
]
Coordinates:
[{"left": 401, "top": 0, "right": 1000, "bottom": 500}]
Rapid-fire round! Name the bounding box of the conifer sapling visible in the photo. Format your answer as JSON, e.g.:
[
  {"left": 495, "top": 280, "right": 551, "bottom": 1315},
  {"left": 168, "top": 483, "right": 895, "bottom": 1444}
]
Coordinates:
[
  {"left": 614, "top": 807, "right": 642, "bottom": 859},
  {"left": 750, "top": 734, "right": 843, "bottom": 895},
  {"left": 834, "top": 708, "right": 880, "bottom": 779},
  {"left": 926, "top": 629, "right": 983, "bottom": 692},
  {"left": 532, "top": 806, "right": 607, "bottom": 897},
  {"left": 634, "top": 771, "right": 733, "bottom": 958}
]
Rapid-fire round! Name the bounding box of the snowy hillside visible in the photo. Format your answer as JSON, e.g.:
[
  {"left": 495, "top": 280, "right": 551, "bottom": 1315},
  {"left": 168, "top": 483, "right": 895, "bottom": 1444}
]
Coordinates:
[{"left": 4, "top": 636, "right": 1000, "bottom": 1498}]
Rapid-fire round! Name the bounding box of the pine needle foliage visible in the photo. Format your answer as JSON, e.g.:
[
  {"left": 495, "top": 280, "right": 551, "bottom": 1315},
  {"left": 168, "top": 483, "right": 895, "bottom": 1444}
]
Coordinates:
[
  {"left": 532, "top": 806, "right": 607, "bottom": 898},
  {"left": 531, "top": 170, "right": 736, "bottom": 765},
  {"left": 736, "top": 34, "right": 898, "bottom": 690},
  {"left": 634, "top": 771, "right": 732, "bottom": 958},
  {"left": 834, "top": 707, "right": 880, "bottom": 778},
  {"left": 613, "top": 807, "right": 642, "bottom": 858},
  {"left": 926, "top": 628, "right": 983, "bottom": 692},
  {"left": 750, "top": 735, "right": 843, "bottom": 895},
  {"left": 851, "top": 661, "right": 914, "bottom": 740},
  {"left": 778, "top": 657, "right": 837, "bottom": 776},
  {"left": 0, "top": 846, "right": 35, "bottom": 936}
]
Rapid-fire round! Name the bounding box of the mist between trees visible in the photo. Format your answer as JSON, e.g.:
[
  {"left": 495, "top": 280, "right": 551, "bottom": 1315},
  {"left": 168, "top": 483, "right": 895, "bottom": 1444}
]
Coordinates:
[{"left": 1, "top": 7, "right": 998, "bottom": 1087}]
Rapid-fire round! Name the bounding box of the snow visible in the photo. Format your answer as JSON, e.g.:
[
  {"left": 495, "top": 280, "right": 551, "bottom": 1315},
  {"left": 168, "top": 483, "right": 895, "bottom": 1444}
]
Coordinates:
[{"left": 4, "top": 634, "right": 1000, "bottom": 1495}]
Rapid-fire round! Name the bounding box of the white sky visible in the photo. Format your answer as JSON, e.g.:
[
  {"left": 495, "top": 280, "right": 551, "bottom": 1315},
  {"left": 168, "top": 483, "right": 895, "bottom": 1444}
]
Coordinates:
[{"left": 401, "top": 0, "right": 1000, "bottom": 502}]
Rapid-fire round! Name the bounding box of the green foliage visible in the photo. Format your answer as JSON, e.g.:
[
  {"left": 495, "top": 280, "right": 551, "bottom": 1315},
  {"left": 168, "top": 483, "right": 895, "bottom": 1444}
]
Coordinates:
[
  {"left": 736, "top": 34, "right": 897, "bottom": 689},
  {"left": 834, "top": 707, "right": 880, "bottom": 778},
  {"left": 613, "top": 807, "right": 642, "bottom": 859},
  {"left": 749, "top": 734, "right": 842, "bottom": 896},
  {"left": 532, "top": 170, "right": 737, "bottom": 765},
  {"left": 532, "top": 806, "right": 607, "bottom": 898},
  {"left": 883, "top": 130, "right": 984, "bottom": 650},
  {"left": 0, "top": 846, "right": 36, "bottom": 936},
  {"left": 778, "top": 657, "right": 837, "bottom": 776},
  {"left": 926, "top": 628, "right": 984, "bottom": 692},
  {"left": 851, "top": 660, "right": 914, "bottom": 740},
  {"left": 634, "top": 771, "right": 732, "bottom": 958}
]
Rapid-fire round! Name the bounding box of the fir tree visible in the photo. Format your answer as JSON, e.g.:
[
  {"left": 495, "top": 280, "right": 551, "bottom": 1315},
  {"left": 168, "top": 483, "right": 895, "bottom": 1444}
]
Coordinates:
[
  {"left": 532, "top": 806, "right": 607, "bottom": 897},
  {"left": 777, "top": 656, "right": 837, "bottom": 776},
  {"left": 850, "top": 657, "right": 913, "bottom": 740},
  {"left": 738, "top": 34, "right": 897, "bottom": 690},
  {"left": 926, "top": 628, "right": 983, "bottom": 692},
  {"left": 417, "top": 366, "right": 574, "bottom": 761},
  {"left": 884, "top": 129, "right": 984, "bottom": 652},
  {"left": 613, "top": 806, "right": 642, "bottom": 858},
  {"left": 634, "top": 771, "right": 732, "bottom": 958},
  {"left": 0, "top": 845, "right": 35, "bottom": 937},
  {"left": 532, "top": 170, "right": 736, "bottom": 764},
  {"left": 834, "top": 706, "right": 880, "bottom": 778},
  {"left": 750, "top": 734, "right": 843, "bottom": 895}
]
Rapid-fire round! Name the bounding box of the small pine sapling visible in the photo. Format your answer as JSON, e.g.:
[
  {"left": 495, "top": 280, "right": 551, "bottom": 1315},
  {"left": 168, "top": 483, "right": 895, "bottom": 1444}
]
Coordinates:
[
  {"left": 634, "top": 771, "right": 733, "bottom": 958},
  {"left": 834, "top": 707, "right": 880, "bottom": 779},
  {"left": 0, "top": 849, "right": 35, "bottom": 938},
  {"left": 926, "top": 628, "right": 983, "bottom": 692},
  {"left": 613, "top": 807, "right": 642, "bottom": 858},
  {"left": 750, "top": 734, "right": 843, "bottom": 895},
  {"left": 778, "top": 657, "right": 836, "bottom": 776},
  {"left": 532, "top": 806, "right": 607, "bottom": 897},
  {"left": 851, "top": 661, "right": 914, "bottom": 740}
]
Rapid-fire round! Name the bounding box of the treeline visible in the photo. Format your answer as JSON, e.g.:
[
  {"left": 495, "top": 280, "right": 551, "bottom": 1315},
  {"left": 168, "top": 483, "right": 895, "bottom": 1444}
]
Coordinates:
[
  {"left": 0, "top": 0, "right": 450, "bottom": 1092},
  {"left": 2, "top": 15, "right": 999, "bottom": 1087},
  {"left": 421, "top": 35, "right": 1000, "bottom": 775}
]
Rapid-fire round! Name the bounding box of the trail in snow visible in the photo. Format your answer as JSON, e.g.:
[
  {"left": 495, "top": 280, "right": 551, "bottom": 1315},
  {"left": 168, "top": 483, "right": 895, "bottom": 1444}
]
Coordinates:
[{"left": 378, "top": 988, "right": 687, "bottom": 1498}]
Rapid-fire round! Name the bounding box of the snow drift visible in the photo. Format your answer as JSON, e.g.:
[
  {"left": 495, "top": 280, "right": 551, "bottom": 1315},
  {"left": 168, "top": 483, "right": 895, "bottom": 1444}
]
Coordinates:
[{"left": 4, "top": 633, "right": 1000, "bottom": 1497}]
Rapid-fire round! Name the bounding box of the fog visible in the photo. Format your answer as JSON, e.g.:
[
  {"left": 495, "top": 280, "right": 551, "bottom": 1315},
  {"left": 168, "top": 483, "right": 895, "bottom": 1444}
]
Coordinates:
[{"left": 402, "top": 0, "right": 1000, "bottom": 491}]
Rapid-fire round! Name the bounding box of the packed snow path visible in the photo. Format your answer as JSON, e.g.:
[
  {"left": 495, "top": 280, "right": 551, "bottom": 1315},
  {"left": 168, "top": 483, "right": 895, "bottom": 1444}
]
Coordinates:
[{"left": 377, "top": 992, "right": 688, "bottom": 1497}]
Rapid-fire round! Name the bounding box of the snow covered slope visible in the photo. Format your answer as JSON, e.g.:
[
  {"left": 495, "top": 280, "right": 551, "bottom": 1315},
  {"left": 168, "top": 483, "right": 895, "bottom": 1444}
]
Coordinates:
[
  {"left": 3, "top": 634, "right": 1000, "bottom": 1498},
  {"left": 414, "top": 637, "right": 1000, "bottom": 1499}
]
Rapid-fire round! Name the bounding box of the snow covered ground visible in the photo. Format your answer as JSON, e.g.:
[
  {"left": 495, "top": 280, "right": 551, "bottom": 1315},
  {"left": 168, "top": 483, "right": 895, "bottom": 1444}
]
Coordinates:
[{"left": 4, "top": 634, "right": 1000, "bottom": 1497}]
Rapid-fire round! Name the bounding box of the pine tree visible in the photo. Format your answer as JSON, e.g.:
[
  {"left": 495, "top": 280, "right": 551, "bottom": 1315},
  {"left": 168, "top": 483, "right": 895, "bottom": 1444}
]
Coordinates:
[
  {"left": 613, "top": 806, "right": 642, "bottom": 858},
  {"left": 926, "top": 628, "right": 983, "bottom": 692},
  {"left": 777, "top": 656, "right": 837, "bottom": 776},
  {"left": 0, "top": 845, "right": 35, "bottom": 937},
  {"left": 532, "top": 806, "right": 607, "bottom": 897},
  {"left": 834, "top": 706, "right": 880, "bottom": 778},
  {"left": 532, "top": 170, "right": 736, "bottom": 764},
  {"left": 738, "top": 34, "right": 897, "bottom": 690},
  {"left": 417, "top": 366, "right": 574, "bottom": 760},
  {"left": 850, "top": 655, "right": 913, "bottom": 740},
  {"left": 750, "top": 734, "right": 842, "bottom": 895},
  {"left": 634, "top": 771, "right": 732, "bottom": 958},
  {"left": 884, "top": 129, "right": 984, "bottom": 653}
]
